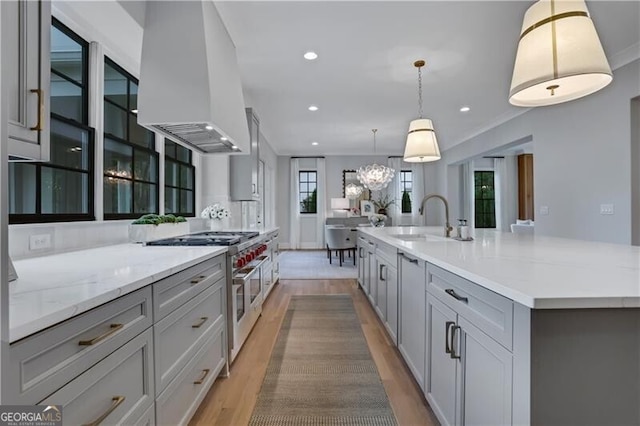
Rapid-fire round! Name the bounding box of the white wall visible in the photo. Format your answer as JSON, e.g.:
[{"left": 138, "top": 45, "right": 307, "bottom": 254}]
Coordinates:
[{"left": 440, "top": 59, "right": 640, "bottom": 244}]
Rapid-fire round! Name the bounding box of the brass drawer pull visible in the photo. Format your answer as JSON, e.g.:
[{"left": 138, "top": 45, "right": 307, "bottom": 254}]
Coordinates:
[
  {"left": 190, "top": 275, "right": 207, "bottom": 285},
  {"left": 82, "top": 395, "right": 125, "bottom": 426},
  {"left": 193, "top": 368, "right": 210, "bottom": 385},
  {"left": 79, "top": 323, "right": 123, "bottom": 346},
  {"left": 29, "top": 89, "right": 44, "bottom": 131},
  {"left": 192, "top": 317, "right": 209, "bottom": 328}
]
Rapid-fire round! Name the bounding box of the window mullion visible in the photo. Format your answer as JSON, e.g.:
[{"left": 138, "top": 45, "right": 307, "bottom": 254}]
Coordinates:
[{"left": 90, "top": 42, "right": 105, "bottom": 221}]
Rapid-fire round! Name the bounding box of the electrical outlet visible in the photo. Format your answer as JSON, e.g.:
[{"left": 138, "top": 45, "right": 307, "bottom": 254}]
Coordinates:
[
  {"left": 539, "top": 206, "right": 549, "bottom": 215},
  {"left": 29, "top": 234, "right": 52, "bottom": 250},
  {"left": 600, "top": 204, "right": 614, "bottom": 215}
]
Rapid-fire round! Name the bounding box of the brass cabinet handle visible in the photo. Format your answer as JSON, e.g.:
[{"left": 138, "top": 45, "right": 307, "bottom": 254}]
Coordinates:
[
  {"left": 82, "top": 395, "right": 125, "bottom": 426},
  {"left": 450, "top": 325, "right": 461, "bottom": 359},
  {"left": 193, "top": 368, "right": 210, "bottom": 384},
  {"left": 445, "top": 321, "right": 455, "bottom": 354},
  {"left": 29, "top": 89, "right": 44, "bottom": 131},
  {"left": 191, "top": 317, "right": 209, "bottom": 328},
  {"left": 190, "top": 275, "right": 207, "bottom": 285},
  {"left": 445, "top": 288, "right": 469, "bottom": 303},
  {"left": 79, "top": 324, "right": 123, "bottom": 346}
]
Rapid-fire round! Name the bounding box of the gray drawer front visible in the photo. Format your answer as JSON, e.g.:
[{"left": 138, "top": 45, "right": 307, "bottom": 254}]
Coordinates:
[
  {"left": 7, "top": 287, "right": 152, "bottom": 404},
  {"left": 153, "top": 254, "right": 225, "bottom": 321},
  {"left": 41, "top": 328, "right": 155, "bottom": 426},
  {"left": 375, "top": 242, "right": 398, "bottom": 268},
  {"left": 156, "top": 325, "right": 226, "bottom": 426},
  {"left": 154, "top": 280, "right": 225, "bottom": 394},
  {"left": 427, "top": 263, "right": 514, "bottom": 350}
]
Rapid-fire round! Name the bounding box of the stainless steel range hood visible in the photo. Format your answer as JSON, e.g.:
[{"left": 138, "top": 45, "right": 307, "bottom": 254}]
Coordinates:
[{"left": 138, "top": 1, "right": 250, "bottom": 154}]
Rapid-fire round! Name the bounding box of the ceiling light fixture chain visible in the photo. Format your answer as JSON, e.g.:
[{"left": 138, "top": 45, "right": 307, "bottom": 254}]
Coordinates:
[{"left": 416, "top": 60, "right": 424, "bottom": 119}]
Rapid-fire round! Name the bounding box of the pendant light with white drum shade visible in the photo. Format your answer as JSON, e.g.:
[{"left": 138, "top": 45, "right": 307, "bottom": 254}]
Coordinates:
[
  {"left": 403, "top": 60, "right": 441, "bottom": 163},
  {"left": 509, "top": 0, "right": 612, "bottom": 107}
]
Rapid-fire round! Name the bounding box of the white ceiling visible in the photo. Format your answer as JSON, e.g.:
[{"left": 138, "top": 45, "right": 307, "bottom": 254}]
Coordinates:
[{"left": 214, "top": 1, "right": 640, "bottom": 156}]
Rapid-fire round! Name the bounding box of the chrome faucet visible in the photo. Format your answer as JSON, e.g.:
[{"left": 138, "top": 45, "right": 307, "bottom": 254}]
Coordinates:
[{"left": 419, "top": 194, "right": 454, "bottom": 238}]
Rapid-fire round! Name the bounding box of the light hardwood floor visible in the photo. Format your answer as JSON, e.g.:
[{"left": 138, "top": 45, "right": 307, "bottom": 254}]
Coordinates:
[{"left": 189, "top": 279, "right": 438, "bottom": 426}]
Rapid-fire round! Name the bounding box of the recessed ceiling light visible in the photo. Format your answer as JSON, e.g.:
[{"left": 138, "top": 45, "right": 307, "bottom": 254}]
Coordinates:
[
  {"left": 220, "top": 137, "right": 228, "bottom": 141},
  {"left": 205, "top": 125, "right": 214, "bottom": 130},
  {"left": 460, "top": 106, "right": 471, "bottom": 112},
  {"left": 311, "top": 142, "right": 319, "bottom": 146},
  {"left": 231, "top": 145, "right": 238, "bottom": 150},
  {"left": 308, "top": 105, "right": 319, "bottom": 111},
  {"left": 304, "top": 51, "right": 318, "bottom": 60}
]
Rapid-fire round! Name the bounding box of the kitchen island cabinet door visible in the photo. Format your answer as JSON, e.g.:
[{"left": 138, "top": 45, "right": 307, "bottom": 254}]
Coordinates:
[
  {"left": 398, "top": 252, "right": 426, "bottom": 390},
  {"left": 375, "top": 257, "right": 387, "bottom": 322},
  {"left": 367, "top": 248, "right": 377, "bottom": 306},
  {"left": 425, "top": 295, "right": 458, "bottom": 426},
  {"left": 459, "top": 316, "right": 512, "bottom": 426},
  {"left": 357, "top": 245, "right": 365, "bottom": 288},
  {"left": 384, "top": 264, "right": 398, "bottom": 344}
]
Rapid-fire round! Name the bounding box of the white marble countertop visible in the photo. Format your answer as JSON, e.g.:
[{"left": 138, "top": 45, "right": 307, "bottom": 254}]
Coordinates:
[
  {"left": 359, "top": 226, "right": 640, "bottom": 309},
  {"left": 9, "top": 244, "right": 227, "bottom": 342}
]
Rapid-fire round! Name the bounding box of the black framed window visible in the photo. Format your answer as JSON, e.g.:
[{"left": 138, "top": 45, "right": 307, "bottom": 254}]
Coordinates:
[
  {"left": 299, "top": 171, "right": 317, "bottom": 214},
  {"left": 164, "top": 139, "right": 195, "bottom": 217},
  {"left": 9, "top": 18, "right": 94, "bottom": 224},
  {"left": 103, "top": 57, "right": 158, "bottom": 219},
  {"left": 474, "top": 171, "right": 496, "bottom": 228},
  {"left": 400, "top": 170, "right": 413, "bottom": 213}
]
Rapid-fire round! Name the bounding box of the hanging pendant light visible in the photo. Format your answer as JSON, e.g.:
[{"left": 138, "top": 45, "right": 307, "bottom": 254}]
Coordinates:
[
  {"left": 403, "top": 60, "right": 441, "bottom": 163},
  {"left": 357, "top": 129, "right": 395, "bottom": 191},
  {"left": 509, "top": 0, "right": 612, "bottom": 107}
]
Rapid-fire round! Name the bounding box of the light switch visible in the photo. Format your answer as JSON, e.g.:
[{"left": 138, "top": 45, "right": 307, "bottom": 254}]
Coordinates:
[
  {"left": 600, "top": 204, "right": 614, "bottom": 215},
  {"left": 539, "top": 206, "right": 549, "bottom": 215}
]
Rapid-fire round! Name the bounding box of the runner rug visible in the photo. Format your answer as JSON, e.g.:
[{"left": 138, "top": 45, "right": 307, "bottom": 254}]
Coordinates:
[{"left": 249, "top": 294, "right": 397, "bottom": 426}]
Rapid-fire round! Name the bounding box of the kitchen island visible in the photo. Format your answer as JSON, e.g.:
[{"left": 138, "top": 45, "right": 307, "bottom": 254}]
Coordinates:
[{"left": 357, "top": 226, "right": 640, "bottom": 426}]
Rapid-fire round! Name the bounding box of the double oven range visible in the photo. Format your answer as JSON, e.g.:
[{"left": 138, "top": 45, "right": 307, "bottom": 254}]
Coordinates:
[{"left": 147, "top": 230, "right": 275, "bottom": 363}]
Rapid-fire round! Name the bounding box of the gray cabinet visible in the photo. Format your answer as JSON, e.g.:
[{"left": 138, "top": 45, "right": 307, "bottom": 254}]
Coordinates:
[
  {"left": 357, "top": 240, "right": 365, "bottom": 288},
  {"left": 6, "top": 287, "right": 152, "bottom": 405},
  {"left": 2, "top": 0, "right": 51, "bottom": 161},
  {"left": 426, "top": 295, "right": 459, "bottom": 425},
  {"left": 384, "top": 262, "right": 398, "bottom": 344},
  {"left": 375, "top": 258, "right": 387, "bottom": 320},
  {"left": 458, "top": 316, "right": 513, "bottom": 426},
  {"left": 230, "top": 108, "right": 260, "bottom": 200},
  {"left": 367, "top": 245, "right": 376, "bottom": 306},
  {"left": 426, "top": 264, "right": 513, "bottom": 426},
  {"left": 41, "top": 328, "right": 155, "bottom": 426},
  {"left": 398, "top": 252, "right": 426, "bottom": 390},
  {"left": 373, "top": 241, "right": 399, "bottom": 345}
]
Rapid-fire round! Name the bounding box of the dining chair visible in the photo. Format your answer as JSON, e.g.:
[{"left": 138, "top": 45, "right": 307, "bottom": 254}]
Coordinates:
[{"left": 325, "top": 226, "right": 357, "bottom": 267}]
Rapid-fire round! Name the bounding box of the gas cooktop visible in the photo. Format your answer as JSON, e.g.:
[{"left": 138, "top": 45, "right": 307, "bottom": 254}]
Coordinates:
[{"left": 145, "top": 231, "right": 260, "bottom": 247}]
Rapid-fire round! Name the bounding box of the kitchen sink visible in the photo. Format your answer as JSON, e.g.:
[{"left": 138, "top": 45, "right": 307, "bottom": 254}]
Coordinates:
[{"left": 390, "top": 234, "right": 447, "bottom": 242}]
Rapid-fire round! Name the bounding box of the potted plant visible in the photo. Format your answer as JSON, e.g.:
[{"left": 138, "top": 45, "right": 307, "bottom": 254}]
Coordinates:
[
  {"left": 201, "top": 204, "right": 231, "bottom": 231},
  {"left": 129, "top": 214, "right": 189, "bottom": 243},
  {"left": 372, "top": 194, "right": 396, "bottom": 215}
]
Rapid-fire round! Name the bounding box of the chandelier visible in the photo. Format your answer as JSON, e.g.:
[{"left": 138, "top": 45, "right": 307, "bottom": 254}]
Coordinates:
[
  {"left": 345, "top": 183, "right": 364, "bottom": 199},
  {"left": 357, "top": 129, "right": 395, "bottom": 191},
  {"left": 509, "top": 0, "right": 612, "bottom": 107},
  {"left": 403, "top": 60, "right": 441, "bottom": 162}
]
